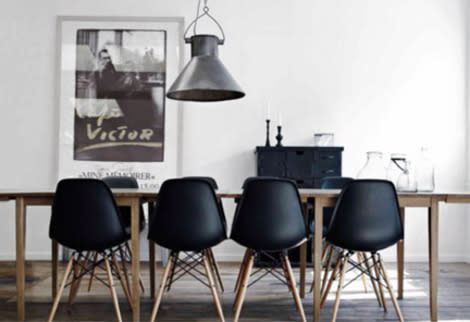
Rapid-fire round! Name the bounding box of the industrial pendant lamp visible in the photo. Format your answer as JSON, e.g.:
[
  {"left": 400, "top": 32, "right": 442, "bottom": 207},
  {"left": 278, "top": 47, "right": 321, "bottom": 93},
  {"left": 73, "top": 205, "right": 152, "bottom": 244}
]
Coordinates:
[{"left": 167, "top": 0, "right": 245, "bottom": 102}]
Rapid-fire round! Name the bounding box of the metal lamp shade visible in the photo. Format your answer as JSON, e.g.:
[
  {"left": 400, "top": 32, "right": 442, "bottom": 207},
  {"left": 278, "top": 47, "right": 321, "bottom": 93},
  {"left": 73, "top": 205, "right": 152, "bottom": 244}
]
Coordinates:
[{"left": 167, "top": 35, "right": 245, "bottom": 102}]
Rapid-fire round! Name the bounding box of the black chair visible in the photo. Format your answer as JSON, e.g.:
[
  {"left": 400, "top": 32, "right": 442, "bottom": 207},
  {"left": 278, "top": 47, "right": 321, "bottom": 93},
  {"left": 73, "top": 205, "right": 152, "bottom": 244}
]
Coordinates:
[
  {"left": 323, "top": 180, "right": 404, "bottom": 322},
  {"left": 181, "top": 176, "right": 225, "bottom": 292},
  {"left": 230, "top": 178, "right": 308, "bottom": 322},
  {"left": 102, "top": 176, "right": 145, "bottom": 235},
  {"left": 101, "top": 176, "right": 146, "bottom": 294},
  {"left": 148, "top": 178, "right": 227, "bottom": 322},
  {"left": 48, "top": 179, "right": 132, "bottom": 322}
]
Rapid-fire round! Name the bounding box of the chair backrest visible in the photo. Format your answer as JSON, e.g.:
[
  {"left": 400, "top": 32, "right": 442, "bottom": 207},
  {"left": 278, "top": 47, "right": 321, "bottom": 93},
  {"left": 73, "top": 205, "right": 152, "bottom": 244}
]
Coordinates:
[
  {"left": 102, "top": 176, "right": 145, "bottom": 232},
  {"left": 231, "top": 178, "right": 307, "bottom": 251},
  {"left": 321, "top": 176, "right": 354, "bottom": 189},
  {"left": 102, "top": 176, "right": 139, "bottom": 188},
  {"left": 241, "top": 176, "right": 282, "bottom": 189},
  {"left": 320, "top": 176, "right": 355, "bottom": 229},
  {"left": 326, "top": 179, "right": 403, "bottom": 252},
  {"left": 183, "top": 176, "right": 218, "bottom": 190},
  {"left": 49, "top": 178, "right": 127, "bottom": 251},
  {"left": 148, "top": 178, "right": 226, "bottom": 251}
]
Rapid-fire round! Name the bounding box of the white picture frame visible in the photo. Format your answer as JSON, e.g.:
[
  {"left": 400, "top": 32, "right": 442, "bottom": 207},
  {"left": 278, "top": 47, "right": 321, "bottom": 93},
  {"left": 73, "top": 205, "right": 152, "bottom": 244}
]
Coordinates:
[{"left": 56, "top": 16, "right": 184, "bottom": 189}]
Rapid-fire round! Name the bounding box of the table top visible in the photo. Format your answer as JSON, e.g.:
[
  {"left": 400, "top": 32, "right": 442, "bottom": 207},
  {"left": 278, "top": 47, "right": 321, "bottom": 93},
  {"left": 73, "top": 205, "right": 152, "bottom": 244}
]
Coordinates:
[{"left": 0, "top": 188, "right": 464, "bottom": 200}]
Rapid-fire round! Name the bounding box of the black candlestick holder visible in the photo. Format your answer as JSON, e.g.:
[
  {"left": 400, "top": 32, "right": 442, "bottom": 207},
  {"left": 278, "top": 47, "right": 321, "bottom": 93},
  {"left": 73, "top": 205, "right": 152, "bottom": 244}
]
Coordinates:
[
  {"left": 265, "top": 119, "right": 271, "bottom": 147},
  {"left": 276, "top": 125, "right": 283, "bottom": 147}
]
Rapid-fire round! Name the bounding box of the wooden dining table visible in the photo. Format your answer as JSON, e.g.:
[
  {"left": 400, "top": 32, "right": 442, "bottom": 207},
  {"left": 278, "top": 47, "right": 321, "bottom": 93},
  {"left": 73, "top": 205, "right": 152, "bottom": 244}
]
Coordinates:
[{"left": 1, "top": 188, "right": 469, "bottom": 321}]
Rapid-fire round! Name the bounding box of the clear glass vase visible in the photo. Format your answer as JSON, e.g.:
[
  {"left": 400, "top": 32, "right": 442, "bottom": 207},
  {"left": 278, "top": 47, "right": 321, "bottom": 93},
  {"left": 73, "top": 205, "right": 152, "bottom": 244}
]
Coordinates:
[
  {"left": 357, "top": 151, "right": 386, "bottom": 179},
  {"left": 396, "top": 160, "right": 417, "bottom": 192},
  {"left": 386, "top": 153, "right": 407, "bottom": 186},
  {"left": 416, "top": 147, "right": 435, "bottom": 192}
]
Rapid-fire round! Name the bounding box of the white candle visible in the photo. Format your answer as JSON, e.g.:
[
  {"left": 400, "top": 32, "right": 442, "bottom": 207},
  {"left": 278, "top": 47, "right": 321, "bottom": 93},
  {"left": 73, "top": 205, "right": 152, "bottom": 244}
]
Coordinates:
[
  {"left": 278, "top": 112, "right": 282, "bottom": 126},
  {"left": 266, "top": 101, "right": 271, "bottom": 120}
]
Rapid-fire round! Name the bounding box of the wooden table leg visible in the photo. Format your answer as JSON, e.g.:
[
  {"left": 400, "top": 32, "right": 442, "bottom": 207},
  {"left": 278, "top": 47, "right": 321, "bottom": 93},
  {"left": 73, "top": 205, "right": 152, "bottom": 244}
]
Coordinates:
[
  {"left": 397, "top": 207, "right": 405, "bottom": 299},
  {"left": 52, "top": 239, "right": 59, "bottom": 299},
  {"left": 16, "top": 197, "right": 25, "bottom": 322},
  {"left": 148, "top": 202, "right": 156, "bottom": 299},
  {"left": 131, "top": 199, "right": 141, "bottom": 321},
  {"left": 299, "top": 202, "right": 308, "bottom": 298},
  {"left": 313, "top": 198, "right": 323, "bottom": 322},
  {"left": 428, "top": 199, "right": 439, "bottom": 322}
]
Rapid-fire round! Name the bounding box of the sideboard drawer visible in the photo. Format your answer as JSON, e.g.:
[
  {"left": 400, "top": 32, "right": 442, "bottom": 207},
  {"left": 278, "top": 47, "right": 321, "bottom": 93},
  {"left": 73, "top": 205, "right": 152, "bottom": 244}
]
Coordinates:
[{"left": 286, "top": 150, "right": 314, "bottom": 178}]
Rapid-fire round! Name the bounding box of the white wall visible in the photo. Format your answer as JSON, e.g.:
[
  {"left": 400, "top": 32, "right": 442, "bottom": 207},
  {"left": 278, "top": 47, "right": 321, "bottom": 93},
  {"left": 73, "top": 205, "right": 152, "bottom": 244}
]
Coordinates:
[{"left": 0, "top": 0, "right": 468, "bottom": 262}]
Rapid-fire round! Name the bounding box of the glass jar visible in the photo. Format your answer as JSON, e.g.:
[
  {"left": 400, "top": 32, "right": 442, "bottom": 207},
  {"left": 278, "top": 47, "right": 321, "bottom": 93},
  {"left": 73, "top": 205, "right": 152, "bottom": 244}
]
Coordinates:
[
  {"left": 396, "top": 160, "right": 417, "bottom": 192},
  {"left": 416, "top": 147, "right": 435, "bottom": 192},
  {"left": 357, "top": 151, "right": 386, "bottom": 179},
  {"left": 386, "top": 153, "right": 407, "bottom": 186}
]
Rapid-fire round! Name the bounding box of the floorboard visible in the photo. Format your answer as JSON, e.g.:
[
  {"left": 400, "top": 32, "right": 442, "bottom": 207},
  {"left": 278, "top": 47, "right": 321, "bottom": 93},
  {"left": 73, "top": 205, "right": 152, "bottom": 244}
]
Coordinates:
[{"left": 0, "top": 261, "right": 469, "bottom": 321}]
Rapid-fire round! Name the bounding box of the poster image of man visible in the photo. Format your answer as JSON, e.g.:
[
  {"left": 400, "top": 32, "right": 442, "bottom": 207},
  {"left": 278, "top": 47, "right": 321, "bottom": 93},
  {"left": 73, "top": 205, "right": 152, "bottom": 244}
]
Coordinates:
[{"left": 74, "top": 29, "right": 166, "bottom": 162}]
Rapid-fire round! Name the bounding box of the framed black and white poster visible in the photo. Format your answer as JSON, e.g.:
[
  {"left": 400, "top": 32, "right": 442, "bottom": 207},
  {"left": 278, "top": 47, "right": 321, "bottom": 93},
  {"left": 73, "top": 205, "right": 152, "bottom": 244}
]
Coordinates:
[{"left": 56, "top": 16, "right": 184, "bottom": 189}]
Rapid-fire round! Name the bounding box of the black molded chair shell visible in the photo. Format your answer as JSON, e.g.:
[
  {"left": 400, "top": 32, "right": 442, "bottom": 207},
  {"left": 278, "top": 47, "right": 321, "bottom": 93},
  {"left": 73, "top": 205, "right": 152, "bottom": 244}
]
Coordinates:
[
  {"left": 241, "top": 176, "right": 283, "bottom": 189},
  {"left": 183, "top": 176, "right": 227, "bottom": 236},
  {"left": 148, "top": 178, "right": 226, "bottom": 251},
  {"left": 326, "top": 179, "right": 403, "bottom": 252},
  {"left": 49, "top": 179, "right": 128, "bottom": 252},
  {"left": 231, "top": 178, "right": 307, "bottom": 251},
  {"left": 102, "top": 176, "right": 145, "bottom": 234},
  {"left": 321, "top": 176, "right": 354, "bottom": 189},
  {"left": 183, "top": 176, "right": 218, "bottom": 190}
]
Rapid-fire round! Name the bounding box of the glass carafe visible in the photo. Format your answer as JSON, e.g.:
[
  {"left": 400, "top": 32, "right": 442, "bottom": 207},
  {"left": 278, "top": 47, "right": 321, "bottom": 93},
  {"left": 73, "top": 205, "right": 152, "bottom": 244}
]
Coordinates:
[
  {"left": 386, "top": 153, "right": 407, "bottom": 186},
  {"left": 416, "top": 147, "right": 435, "bottom": 192},
  {"left": 357, "top": 151, "right": 386, "bottom": 179},
  {"left": 396, "top": 160, "right": 417, "bottom": 192}
]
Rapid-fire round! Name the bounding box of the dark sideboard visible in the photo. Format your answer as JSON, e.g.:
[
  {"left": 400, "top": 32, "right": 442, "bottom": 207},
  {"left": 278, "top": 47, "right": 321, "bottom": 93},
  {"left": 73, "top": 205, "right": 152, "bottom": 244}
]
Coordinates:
[
  {"left": 256, "top": 146, "right": 344, "bottom": 188},
  {"left": 255, "top": 146, "right": 344, "bottom": 266}
]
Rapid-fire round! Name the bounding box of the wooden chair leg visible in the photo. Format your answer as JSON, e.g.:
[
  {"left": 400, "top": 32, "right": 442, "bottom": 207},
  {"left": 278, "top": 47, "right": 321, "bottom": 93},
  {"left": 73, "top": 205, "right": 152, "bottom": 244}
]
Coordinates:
[
  {"left": 320, "top": 245, "right": 334, "bottom": 295},
  {"left": 67, "top": 252, "right": 90, "bottom": 311},
  {"left": 373, "top": 253, "right": 388, "bottom": 312},
  {"left": 234, "top": 249, "right": 249, "bottom": 292},
  {"left": 118, "top": 245, "right": 131, "bottom": 293},
  {"left": 280, "top": 253, "right": 292, "bottom": 292},
  {"left": 331, "top": 253, "right": 348, "bottom": 322},
  {"left": 209, "top": 248, "right": 225, "bottom": 293},
  {"left": 48, "top": 256, "right": 74, "bottom": 322},
  {"left": 203, "top": 251, "right": 225, "bottom": 321},
  {"left": 111, "top": 250, "right": 134, "bottom": 311},
  {"left": 150, "top": 252, "right": 176, "bottom": 322},
  {"left": 233, "top": 249, "right": 254, "bottom": 322},
  {"left": 166, "top": 251, "right": 179, "bottom": 291},
  {"left": 363, "top": 253, "right": 383, "bottom": 307},
  {"left": 281, "top": 255, "right": 307, "bottom": 322},
  {"left": 321, "top": 251, "right": 342, "bottom": 308},
  {"left": 378, "top": 256, "right": 404, "bottom": 322},
  {"left": 87, "top": 252, "right": 98, "bottom": 292},
  {"left": 104, "top": 254, "right": 122, "bottom": 322},
  {"left": 357, "top": 252, "right": 368, "bottom": 293}
]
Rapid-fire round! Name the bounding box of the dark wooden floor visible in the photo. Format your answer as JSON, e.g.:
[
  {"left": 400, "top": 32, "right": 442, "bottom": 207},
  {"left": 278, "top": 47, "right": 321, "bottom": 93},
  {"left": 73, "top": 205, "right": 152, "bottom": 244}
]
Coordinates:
[{"left": 0, "top": 261, "right": 470, "bottom": 321}]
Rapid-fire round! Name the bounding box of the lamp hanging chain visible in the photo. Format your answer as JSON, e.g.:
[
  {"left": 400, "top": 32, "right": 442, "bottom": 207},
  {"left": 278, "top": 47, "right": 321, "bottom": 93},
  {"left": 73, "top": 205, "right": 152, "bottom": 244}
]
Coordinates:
[{"left": 184, "top": 0, "right": 226, "bottom": 44}]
